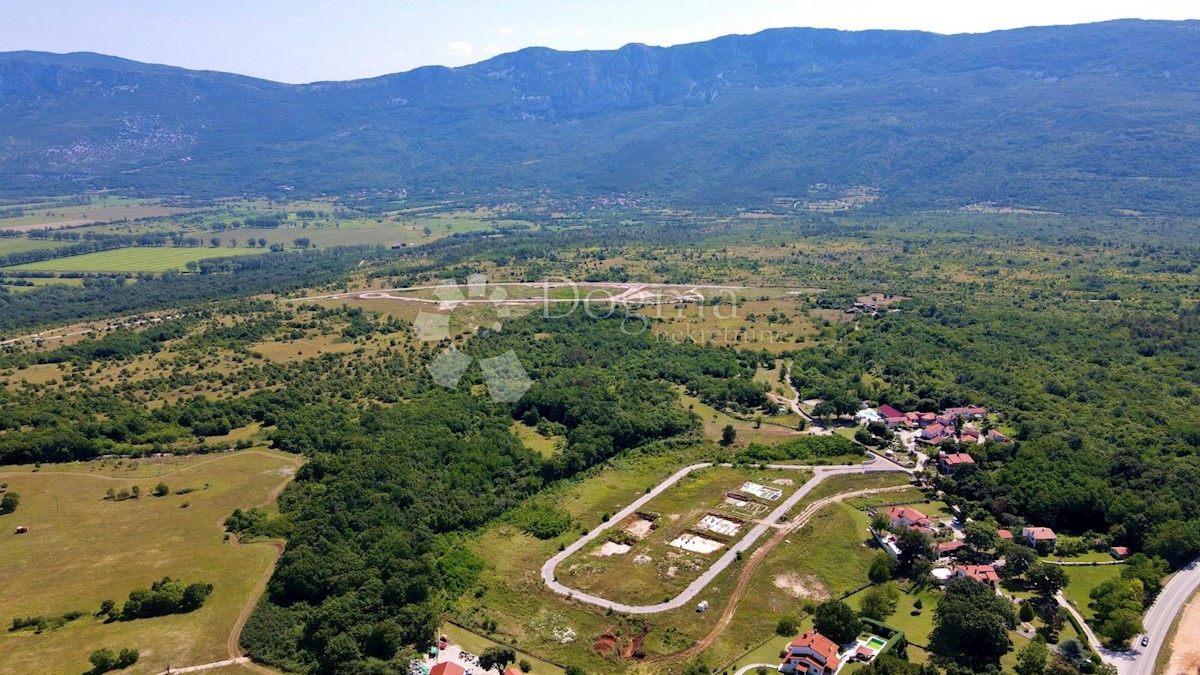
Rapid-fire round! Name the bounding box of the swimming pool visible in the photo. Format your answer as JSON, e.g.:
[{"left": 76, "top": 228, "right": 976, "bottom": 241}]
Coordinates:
[{"left": 865, "top": 636, "right": 887, "bottom": 650}]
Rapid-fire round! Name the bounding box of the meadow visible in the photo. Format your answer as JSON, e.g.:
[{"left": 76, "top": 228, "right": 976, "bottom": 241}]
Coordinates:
[
  {"left": 0, "top": 449, "right": 301, "bottom": 674},
  {"left": 5, "top": 246, "right": 264, "bottom": 273}
]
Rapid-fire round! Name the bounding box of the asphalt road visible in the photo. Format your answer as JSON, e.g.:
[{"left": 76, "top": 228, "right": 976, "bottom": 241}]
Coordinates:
[
  {"left": 540, "top": 456, "right": 908, "bottom": 614},
  {"left": 1122, "top": 556, "right": 1200, "bottom": 675}
]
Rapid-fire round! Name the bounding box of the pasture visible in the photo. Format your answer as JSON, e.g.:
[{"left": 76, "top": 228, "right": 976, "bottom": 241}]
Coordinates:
[
  {"left": 5, "top": 246, "right": 264, "bottom": 273},
  {"left": 0, "top": 449, "right": 301, "bottom": 675}
]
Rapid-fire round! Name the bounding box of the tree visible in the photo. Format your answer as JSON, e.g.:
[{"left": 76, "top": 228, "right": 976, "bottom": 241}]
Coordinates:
[
  {"left": 269, "top": 243, "right": 285, "bottom": 253},
  {"left": 1027, "top": 563, "right": 1070, "bottom": 598},
  {"left": 813, "top": 400, "right": 838, "bottom": 421},
  {"left": 116, "top": 648, "right": 139, "bottom": 668},
  {"left": 964, "top": 521, "right": 999, "bottom": 551},
  {"left": 479, "top": 646, "right": 516, "bottom": 672},
  {"left": 565, "top": 667, "right": 585, "bottom": 675},
  {"left": 1002, "top": 545, "right": 1038, "bottom": 578},
  {"left": 776, "top": 613, "right": 802, "bottom": 636},
  {"left": 1015, "top": 638, "right": 1049, "bottom": 675},
  {"left": 519, "top": 659, "right": 532, "bottom": 673},
  {"left": 721, "top": 424, "right": 736, "bottom": 446},
  {"left": 293, "top": 237, "right": 311, "bottom": 249},
  {"left": 859, "top": 582, "right": 900, "bottom": 621},
  {"left": 210, "top": 237, "right": 221, "bottom": 248},
  {"left": 89, "top": 648, "right": 117, "bottom": 673},
  {"left": 0, "top": 491, "right": 18, "bottom": 514},
  {"left": 130, "top": 485, "right": 141, "bottom": 499},
  {"left": 1019, "top": 601, "right": 1035, "bottom": 622},
  {"left": 897, "top": 528, "right": 931, "bottom": 575},
  {"left": 1099, "top": 608, "right": 1144, "bottom": 648},
  {"left": 229, "top": 238, "right": 238, "bottom": 247},
  {"left": 257, "top": 237, "right": 267, "bottom": 248},
  {"left": 1057, "top": 638, "right": 1086, "bottom": 666},
  {"left": 869, "top": 552, "right": 897, "bottom": 583},
  {"left": 185, "top": 260, "right": 199, "bottom": 273},
  {"left": 929, "top": 577, "right": 1016, "bottom": 670},
  {"left": 870, "top": 512, "right": 892, "bottom": 533},
  {"left": 153, "top": 482, "right": 169, "bottom": 497},
  {"left": 813, "top": 600, "right": 862, "bottom": 645}
]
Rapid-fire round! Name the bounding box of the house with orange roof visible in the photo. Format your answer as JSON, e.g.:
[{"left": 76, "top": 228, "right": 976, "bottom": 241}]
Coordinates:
[{"left": 781, "top": 630, "right": 842, "bottom": 674}]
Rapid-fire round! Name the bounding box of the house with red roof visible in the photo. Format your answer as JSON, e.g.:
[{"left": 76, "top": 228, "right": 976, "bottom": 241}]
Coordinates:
[
  {"left": 954, "top": 564, "right": 1000, "bottom": 588},
  {"left": 430, "top": 663, "right": 467, "bottom": 675},
  {"left": 878, "top": 404, "right": 907, "bottom": 428},
  {"left": 888, "top": 506, "right": 934, "bottom": 532},
  {"left": 959, "top": 428, "right": 980, "bottom": 443},
  {"left": 945, "top": 406, "right": 988, "bottom": 419},
  {"left": 997, "top": 529, "right": 1013, "bottom": 541},
  {"left": 938, "top": 451, "right": 975, "bottom": 473},
  {"left": 936, "top": 540, "right": 966, "bottom": 556},
  {"left": 1023, "top": 527, "right": 1057, "bottom": 552},
  {"left": 921, "top": 423, "right": 948, "bottom": 440},
  {"left": 987, "top": 429, "right": 1010, "bottom": 443},
  {"left": 781, "top": 630, "right": 842, "bottom": 674}
]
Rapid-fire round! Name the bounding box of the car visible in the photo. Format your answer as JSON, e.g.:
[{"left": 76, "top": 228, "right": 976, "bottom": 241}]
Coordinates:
[{"left": 1141, "top": 636, "right": 1150, "bottom": 647}]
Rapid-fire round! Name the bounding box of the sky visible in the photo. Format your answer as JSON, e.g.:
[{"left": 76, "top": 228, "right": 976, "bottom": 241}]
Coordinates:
[{"left": 2, "top": 0, "right": 1197, "bottom": 83}]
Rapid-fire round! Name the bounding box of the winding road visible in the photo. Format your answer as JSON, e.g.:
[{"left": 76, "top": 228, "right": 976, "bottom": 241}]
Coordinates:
[{"left": 540, "top": 455, "right": 911, "bottom": 614}]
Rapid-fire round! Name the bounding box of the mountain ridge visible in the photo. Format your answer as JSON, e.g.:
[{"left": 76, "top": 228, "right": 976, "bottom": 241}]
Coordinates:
[{"left": 2, "top": 19, "right": 1199, "bottom": 212}]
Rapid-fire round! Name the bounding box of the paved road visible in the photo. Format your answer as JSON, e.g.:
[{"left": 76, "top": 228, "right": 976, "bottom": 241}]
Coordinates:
[
  {"left": 540, "top": 456, "right": 909, "bottom": 614},
  {"left": 1125, "top": 556, "right": 1200, "bottom": 675}
]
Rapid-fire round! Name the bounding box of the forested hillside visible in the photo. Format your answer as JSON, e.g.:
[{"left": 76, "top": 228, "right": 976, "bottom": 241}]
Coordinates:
[{"left": 3, "top": 20, "right": 1200, "bottom": 212}]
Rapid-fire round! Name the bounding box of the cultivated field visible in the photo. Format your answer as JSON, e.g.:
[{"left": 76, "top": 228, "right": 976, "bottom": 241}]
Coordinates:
[
  {"left": 0, "top": 449, "right": 301, "bottom": 674},
  {"left": 5, "top": 246, "right": 265, "bottom": 273}
]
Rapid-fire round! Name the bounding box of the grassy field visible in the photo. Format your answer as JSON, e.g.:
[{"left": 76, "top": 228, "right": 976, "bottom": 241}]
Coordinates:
[
  {"left": 441, "top": 624, "right": 565, "bottom": 675},
  {"left": 1062, "top": 564, "right": 1125, "bottom": 623},
  {"left": 5, "top": 246, "right": 264, "bottom": 273},
  {"left": 510, "top": 421, "right": 562, "bottom": 458},
  {"left": 0, "top": 237, "right": 70, "bottom": 256},
  {"left": 0, "top": 449, "right": 301, "bottom": 674}
]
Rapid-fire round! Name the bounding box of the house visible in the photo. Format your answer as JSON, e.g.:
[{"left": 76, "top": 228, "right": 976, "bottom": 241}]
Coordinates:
[
  {"left": 945, "top": 406, "right": 988, "bottom": 419},
  {"left": 781, "top": 630, "right": 842, "bottom": 674},
  {"left": 938, "top": 451, "right": 975, "bottom": 473},
  {"left": 921, "top": 423, "right": 948, "bottom": 440},
  {"left": 430, "top": 663, "right": 466, "bottom": 675},
  {"left": 1023, "top": 527, "right": 1057, "bottom": 551},
  {"left": 955, "top": 564, "right": 1000, "bottom": 588},
  {"left": 935, "top": 413, "right": 957, "bottom": 428},
  {"left": 997, "top": 529, "right": 1013, "bottom": 542},
  {"left": 504, "top": 669, "right": 523, "bottom": 675},
  {"left": 917, "top": 412, "right": 937, "bottom": 427},
  {"left": 936, "top": 540, "right": 966, "bottom": 556},
  {"left": 960, "top": 428, "right": 980, "bottom": 443},
  {"left": 1110, "top": 546, "right": 1131, "bottom": 560},
  {"left": 878, "top": 404, "right": 906, "bottom": 428},
  {"left": 987, "top": 429, "right": 1010, "bottom": 443},
  {"left": 888, "top": 506, "right": 934, "bottom": 531},
  {"left": 873, "top": 530, "right": 902, "bottom": 559}
]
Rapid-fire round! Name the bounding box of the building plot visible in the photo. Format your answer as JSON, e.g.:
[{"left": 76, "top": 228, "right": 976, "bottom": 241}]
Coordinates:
[
  {"left": 740, "top": 481, "right": 783, "bottom": 501},
  {"left": 696, "top": 513, "right": 743, "bottom": 537},
  {"left": 669, "top": 533, "right": 726, "bottom": 554},
  {"left": 553, "top": 465, "right": 805, "bottom": 606}
]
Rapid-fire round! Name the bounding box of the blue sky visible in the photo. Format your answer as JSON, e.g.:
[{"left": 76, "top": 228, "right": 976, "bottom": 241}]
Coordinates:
[{"left": 2, "top": 0, "right": 1196, "bottom": 83}]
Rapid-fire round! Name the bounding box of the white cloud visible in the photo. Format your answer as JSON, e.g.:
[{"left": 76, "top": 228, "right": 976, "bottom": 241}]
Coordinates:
[
  {"left": 447, "top": 41, "right": 473, "bottom": 57},
  {"left": 497, "top": 26, "right": 515, "bottom": 35}
]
